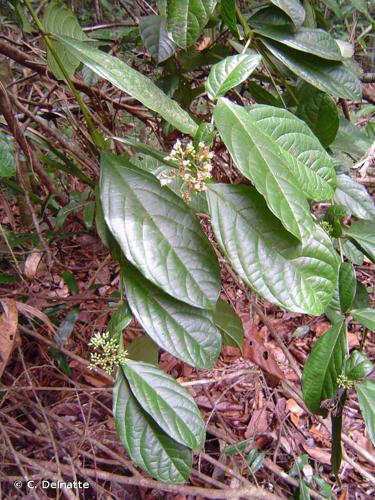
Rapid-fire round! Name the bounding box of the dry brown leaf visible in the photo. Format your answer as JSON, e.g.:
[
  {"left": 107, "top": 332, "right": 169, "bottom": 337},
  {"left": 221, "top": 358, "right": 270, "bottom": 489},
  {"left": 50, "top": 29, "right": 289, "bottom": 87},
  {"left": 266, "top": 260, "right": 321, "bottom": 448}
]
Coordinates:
[
  {"left": 312, "top": 321, "right": 331, "bottom": 337},
  {"left": 245, "top": 407, "right": 269, "bottom": 437},
  {"left": 302, "top": 444, "right": 331, "bottom": 465},
  {"left": 15, "top": 301, "right": 56, "bottom": 334},
  {"left": 197, "top": 36, "right": 210, "bottom": 51},
  {"left": 0, "top": 298, "right": 19, "bottom": 377},
  {"left": 24, "top": 249, "right": 42, "bottom": 279},
  {"left": 243, "top": 322, "right": 285, "bottom": 381},
  {"left": 286, "top": 398, "right": 305, "bottom": 426},
  {"left": 338, "top": 489, "right": 349, "bottom": 500}
]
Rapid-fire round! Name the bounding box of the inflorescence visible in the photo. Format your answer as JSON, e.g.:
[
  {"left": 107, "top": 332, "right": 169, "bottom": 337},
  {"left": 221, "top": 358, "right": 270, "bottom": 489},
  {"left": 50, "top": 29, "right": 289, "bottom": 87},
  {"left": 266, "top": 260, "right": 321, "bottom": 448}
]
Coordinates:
[
  {"left": 88, "top": 331, "right": 127, "bottom": 375},
  {"left": 161, "top": 139, "right": 214, "bottom": 201}
]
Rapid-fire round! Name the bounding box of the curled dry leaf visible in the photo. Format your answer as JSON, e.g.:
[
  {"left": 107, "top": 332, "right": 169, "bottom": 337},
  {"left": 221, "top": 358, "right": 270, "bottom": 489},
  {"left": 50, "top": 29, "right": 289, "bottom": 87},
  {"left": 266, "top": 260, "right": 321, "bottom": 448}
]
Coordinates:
[
  {"left": 0, "top": 299, "right": 19, "bottom": 377},
  {"left": 15, "top": 301, "right": 56, "bottom": 334},
  {"left": 24, "top": 249, "right": 42, "bottom": 279}
]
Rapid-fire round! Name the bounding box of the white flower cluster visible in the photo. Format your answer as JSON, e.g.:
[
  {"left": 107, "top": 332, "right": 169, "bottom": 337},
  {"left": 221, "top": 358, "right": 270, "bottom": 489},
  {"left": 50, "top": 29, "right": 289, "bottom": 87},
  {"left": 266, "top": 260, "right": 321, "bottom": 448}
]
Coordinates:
[
  {"left": 161, "top": 139, "right": 214, "bottom": 201},
  {"left": 88, "top": 331, "right": 127, "bottom": 374}
]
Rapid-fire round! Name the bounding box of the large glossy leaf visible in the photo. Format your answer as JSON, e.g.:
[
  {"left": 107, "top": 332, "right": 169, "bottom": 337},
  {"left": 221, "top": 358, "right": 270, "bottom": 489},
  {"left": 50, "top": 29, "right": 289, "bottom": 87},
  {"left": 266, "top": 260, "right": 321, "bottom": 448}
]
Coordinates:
[
  {"left": 123, "top": 360, "right": 205, "bottom": 449},
  {"left": 220, "top": 0, "right": 241, "bottom": 38},
  {"left": 345, "top": 351, "right": 373, "bottom": 381},
  {"left": 335, "top": 175, "right": 375, "bottom": 220},
  {"left": 100, "top": 153, "right": 219, "bottom": 309},
  {"left": 341, "top": 239, "right": 364, "bottom": 266},
  {"left": 261, "top": 39, "right": 361, "bottom": 100},
  {"left": 167, "top": 0, "right": 217, "bottom": 49},
  {"left": 214, "top": 98, "right": 321, "bottom": 241},
  {"left": 213, "top": 299, "right": 244, "bottom": 351},
  {"left": 302, "top": 320, "right": 346, "bottom": 415},
  {"left": 269, "top": 0, "right": 305, "bottom": 25},
  {"left": 139, "top": 15, "right": 176, "bottom": 63},
  {"left": 123, "top": 264, "right": 221, "bottom": 368},
  {"left": 355, "top": 380, "right": 375, "bottom": 447},
  {"left": 55, "top": 35, "right": 198, "bottom": 135},
  {"left": 245, "top": 104, "right": 336, "bottom": 201},
  {"left": 205, "top": 54, "right": 262, "bottom": 100},
  {"left": 253, "top": 25, "right": 342, "bottom": 61},
  {"left": 113, "top": 370, "right": 192, "bottom": 482},
  {"left": 338, "top": 262, "right": 356, "bottom": 313},
  {"left": 43, "top": 0, "right": 87, "bottom": 80},
  {"left": 296, "top": 85, "right": 339, "bottom": 147},
  {"left": 352, "top": 308, "right": 375, "bottom": 332},
  {"left": 344, "top": 220, "right": 375, "bottom": 263},
  {"left": 207, "top": 184, "right": 338, "bottom": 315},
  {"left": 0, "top": 132, "right": 16, "bottom": 177}
]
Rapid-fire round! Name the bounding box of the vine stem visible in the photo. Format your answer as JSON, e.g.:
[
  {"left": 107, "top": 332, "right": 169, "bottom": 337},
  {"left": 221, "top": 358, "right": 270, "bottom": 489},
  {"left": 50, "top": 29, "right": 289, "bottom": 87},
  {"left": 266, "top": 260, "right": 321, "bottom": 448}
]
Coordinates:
[{"left": 22, "top": 0, "right": 105, "bottom": 149}]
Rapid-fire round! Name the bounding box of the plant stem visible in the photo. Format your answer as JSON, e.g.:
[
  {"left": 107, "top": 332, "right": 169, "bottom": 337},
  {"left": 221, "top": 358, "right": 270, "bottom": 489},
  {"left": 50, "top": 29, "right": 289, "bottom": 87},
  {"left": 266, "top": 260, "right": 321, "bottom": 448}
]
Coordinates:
[
  {"left": 235, "top": 3, "right": 252, "bottom": 38},
  {"left": 22, "top": 0, "right": 105, "bottom": 149}
]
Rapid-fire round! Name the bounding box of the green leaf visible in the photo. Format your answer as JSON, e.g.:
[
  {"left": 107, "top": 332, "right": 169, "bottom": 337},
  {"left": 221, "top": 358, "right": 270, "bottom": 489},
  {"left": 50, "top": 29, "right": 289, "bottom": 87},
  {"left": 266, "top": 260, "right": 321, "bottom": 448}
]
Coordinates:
[
  {"left": 341, "top": 240, "right": 364, "bottom": 266},
  {"left": 269, "top": 0, "right": 305, "bottom": 25},
  {"left": 123, "top": 359, "right": 206, "bottom": 449},
  {"left": 100, "top": 153, "right": 220, "bottom": 309},
  {"left": 123, "top": 264, "right": 221, "bottom": 368},
  {"left": 344, "top": 220, "right": 375, "bottom": 263},
  {"left": 205, "top": 54, "right": 262, "bottom": 100},
  {"left": 214, "top": 98, "right": 333, "bottom": 241},
  {"left": 214, "top": 99, "right": 312, "bottom": 241},
  {"left": 352, "top": 281, "right": 370, "bottom": 310},
  {"left": 62, "top": 271, "right": 79, "bottom": 295},
  {"left": 193, "top": 123, "right": 216, "bottom": 149},
  {"left": 139, "top": 15, "right": 176, "bottom": 63},
  {"left": 0, "top": 132, "right": 16, "bottom": 177},
  {"left": 320, "top": 0, "right": 342, "bottom": 19},
  {"left": 350, "top": 0, "right": 373, "bottom": 23},
  {"left": 247, "top": 81, "right": 283, "bottom": 107},
  {"left": 253, "top": 25, "right": 342, "bottom": 61},
  {"left": 55, "top": 35, "right": 198, "bottom": 135},
  {"left": 223, "top": 438, "right": 253, "bottom": 456},
  {"left": 338, "top": 262, "right": 356, "bottom": 313},
  {"left": 43, "top": 0, "right": 87, "bottom": 80},
  {"left": 296, "top": 85, "right": 339, "bottom": 147},
  {"left": 352, "top": 308, "right": 375, "bottom": 332},
  {"left": 113, "top": 370, "right": 192, "bottom": 482},
  {"left": 345, "top": 351, "right": 373, "bottom": 381},
  {"left": 249, "top": 6, "right": 293, "bottom": 26},
  {"left": 302, "top": 320, "right": 346, "bottom": 415},
  {"left": 213, "top": 299, "right": 244, "bottom": 351},
  {"left": 261, "top": 39, "right": 361, "bottom": 100},
  {"left": 167, "top": 0, "right": 218, "bottom": 49},
  {"left": 108, "top": 303, "right": 132, "bottom": 343},
  {"left": 220, "top": 0, "right": 241, "bottom": 38},
  {"left": 245, "top": 104, "right": 336, "bottom": 201},
  {"left": 331, "top": 118, "right": 372, "bottom": 160},
  {"left": 127, "top": 335, "right": 159, "bottom": 366},
  {"left": 355, "top": 380, "right": 375, "bottom": 447},
  {"left": 207, "top": 184, "right": 338, "bottom": 315},
  {"left": 335, "top": 175, "right": 375, "bottom": 221}
]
